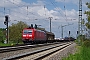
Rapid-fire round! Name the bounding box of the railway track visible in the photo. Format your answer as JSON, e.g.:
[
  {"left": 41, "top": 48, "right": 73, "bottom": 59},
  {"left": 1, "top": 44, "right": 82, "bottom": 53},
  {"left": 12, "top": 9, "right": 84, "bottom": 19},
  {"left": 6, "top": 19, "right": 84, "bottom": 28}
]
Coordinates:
[
  {"left": 0, "top": 42, "right": 61, "bottom": 53},
  {"left": 2, "top": 42, "right": 73, "bottom": 60}
]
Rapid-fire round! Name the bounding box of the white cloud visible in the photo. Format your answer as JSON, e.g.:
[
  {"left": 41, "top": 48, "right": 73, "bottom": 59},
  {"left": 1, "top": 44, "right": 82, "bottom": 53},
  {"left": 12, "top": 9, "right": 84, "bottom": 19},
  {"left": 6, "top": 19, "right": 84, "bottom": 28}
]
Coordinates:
[
  {"left": 0, "top": 0, "right": 22, "bottom": 7},
  {"left": 55, "top": 0, "right": 89, "bottom": 4},
  {"left": 65, "top": 9, "right": 78, "bottom": 19},
  {"left": 12, "top": 0, "right": 22, "bottom": 4},
  {"left": 32, "top": 0, "right": 45, "bottom": 5},
  {"left": 55, "top": 0, "right": 89, "bottom": 9},
  {"left": 0, "top": 0, "right": 85, "bottom": 38},
  {"left": 0, "top": 0, "right": 79, "bottom": 21},
  {"left": 54, "top": 7, "right": 78, "bottom": 22},
  {"left": 55, "top": 0, "right": 79, "bottom": 5}
]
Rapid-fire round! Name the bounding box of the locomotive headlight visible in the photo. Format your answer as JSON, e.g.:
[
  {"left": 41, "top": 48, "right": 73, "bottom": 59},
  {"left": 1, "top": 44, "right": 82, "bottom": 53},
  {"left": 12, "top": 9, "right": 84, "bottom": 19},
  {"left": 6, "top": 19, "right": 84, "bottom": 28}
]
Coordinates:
[
  {"left": 23, "top": 35, "right": 26, "bottom": 37},
  {"left": 29, "top": 35, "right": 32, "bottom": 37}
]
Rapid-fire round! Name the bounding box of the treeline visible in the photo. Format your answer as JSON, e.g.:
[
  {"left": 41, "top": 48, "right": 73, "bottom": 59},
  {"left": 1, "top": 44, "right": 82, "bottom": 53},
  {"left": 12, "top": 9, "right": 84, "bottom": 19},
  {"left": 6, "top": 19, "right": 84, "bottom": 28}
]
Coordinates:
[
  {"left": 0, "top": 21, "right": 46, "bottom": 44},
  {"left": 9, "top": 21, "right": 28, "bottom": 43},
  {"left": 0, "top": 28, "right": 6, "bottom": 43},
  {"left": 0, "top": 21, "right": 28, "bottom": 43}
]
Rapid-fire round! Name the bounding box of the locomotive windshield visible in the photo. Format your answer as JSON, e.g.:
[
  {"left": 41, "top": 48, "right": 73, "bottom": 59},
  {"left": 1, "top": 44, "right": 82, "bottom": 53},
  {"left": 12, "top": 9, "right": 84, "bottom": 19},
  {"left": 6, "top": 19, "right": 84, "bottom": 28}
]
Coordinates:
[{"left": 23, "top": 29, "right": 32, "bottom": 34}]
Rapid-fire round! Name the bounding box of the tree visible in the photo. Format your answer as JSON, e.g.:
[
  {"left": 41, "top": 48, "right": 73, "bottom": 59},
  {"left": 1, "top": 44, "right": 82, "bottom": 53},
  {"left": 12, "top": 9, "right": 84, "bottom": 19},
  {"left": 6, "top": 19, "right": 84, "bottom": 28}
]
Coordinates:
[
  {"left": 0, "top": 28, "right": 6, "bottom": 43},
  {"left": 85, "top": 2, "right": 90, "bottom": 28},
  {"left": 9, "top": 21, "right": 28, "bottom": 43},
  {"left": 84, "top": 2, "right": 90, "bottom": 39}
]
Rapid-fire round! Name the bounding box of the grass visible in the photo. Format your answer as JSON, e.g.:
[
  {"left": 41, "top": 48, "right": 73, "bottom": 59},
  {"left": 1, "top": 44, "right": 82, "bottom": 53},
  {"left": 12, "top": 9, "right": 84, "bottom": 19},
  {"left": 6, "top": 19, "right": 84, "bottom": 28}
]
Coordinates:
[
  {"left": 0, "top": 41, "right": 23, "bottom": 47},
  {"left": 0, "top": 43, "right": 12, "bottom": 46},
  {"left": 62, "top": 45, "right": 90, "bottom": 60}
]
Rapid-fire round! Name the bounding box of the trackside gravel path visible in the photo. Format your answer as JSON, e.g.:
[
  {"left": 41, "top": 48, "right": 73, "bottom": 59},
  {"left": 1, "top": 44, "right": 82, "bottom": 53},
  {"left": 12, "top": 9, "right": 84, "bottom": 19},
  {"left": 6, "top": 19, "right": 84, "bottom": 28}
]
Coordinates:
[{"left": 42, "top": 43, "right": 77, "bottom": 60}]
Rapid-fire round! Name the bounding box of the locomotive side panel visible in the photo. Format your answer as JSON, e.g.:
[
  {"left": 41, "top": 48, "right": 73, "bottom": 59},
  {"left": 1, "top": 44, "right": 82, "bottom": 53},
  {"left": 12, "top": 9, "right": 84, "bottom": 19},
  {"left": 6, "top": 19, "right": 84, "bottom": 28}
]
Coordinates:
[
  {"left": 22, "top": 28, "right": 47, "bottom": 44},
  {"left": 35, "top": 30, "right": 46, "bottom": 40}
]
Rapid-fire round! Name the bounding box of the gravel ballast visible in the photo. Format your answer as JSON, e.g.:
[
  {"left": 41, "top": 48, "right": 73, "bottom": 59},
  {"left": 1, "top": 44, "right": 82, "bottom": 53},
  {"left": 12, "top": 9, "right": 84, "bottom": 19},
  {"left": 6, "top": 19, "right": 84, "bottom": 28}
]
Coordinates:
[{"left": 42, "top": 43, "right": 77, "bottom": 60}]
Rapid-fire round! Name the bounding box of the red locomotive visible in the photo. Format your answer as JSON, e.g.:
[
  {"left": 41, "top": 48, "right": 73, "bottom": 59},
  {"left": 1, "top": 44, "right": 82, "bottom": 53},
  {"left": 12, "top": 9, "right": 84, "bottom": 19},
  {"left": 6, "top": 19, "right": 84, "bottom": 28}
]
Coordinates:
[
  {"left": 22, "top": 28, "right": 46, "bottom": 44},
  {"left": 22, "top": 24, "right": 55, "bottom": 44}
]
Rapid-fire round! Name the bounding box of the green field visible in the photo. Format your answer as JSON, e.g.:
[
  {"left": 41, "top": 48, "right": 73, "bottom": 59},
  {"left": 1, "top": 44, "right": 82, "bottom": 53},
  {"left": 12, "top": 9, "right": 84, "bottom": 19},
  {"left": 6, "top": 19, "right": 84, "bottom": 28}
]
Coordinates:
[
  {"left": 62, "top": 40, "right": 90, "bottom": 60},
  {"left": 0, "top": 41, "right": 23, "bottom": 47},
  {"left": 0, "top": 43, "right": 12, "bottom": 46}
]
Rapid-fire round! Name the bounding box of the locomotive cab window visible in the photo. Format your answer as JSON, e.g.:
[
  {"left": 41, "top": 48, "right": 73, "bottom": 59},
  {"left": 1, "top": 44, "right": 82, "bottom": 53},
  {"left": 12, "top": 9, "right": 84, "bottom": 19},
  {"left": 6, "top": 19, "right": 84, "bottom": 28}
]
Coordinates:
[{"left": 23, "top": 30, "right": 32, "bottom": 34}]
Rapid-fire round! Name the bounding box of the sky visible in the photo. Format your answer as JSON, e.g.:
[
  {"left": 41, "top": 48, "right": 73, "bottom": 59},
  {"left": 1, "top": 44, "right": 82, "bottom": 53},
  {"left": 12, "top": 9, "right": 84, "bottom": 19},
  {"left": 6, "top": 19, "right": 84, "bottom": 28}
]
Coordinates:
[{"left": 0, "top": 0, "right": 89, "bottom": 38}]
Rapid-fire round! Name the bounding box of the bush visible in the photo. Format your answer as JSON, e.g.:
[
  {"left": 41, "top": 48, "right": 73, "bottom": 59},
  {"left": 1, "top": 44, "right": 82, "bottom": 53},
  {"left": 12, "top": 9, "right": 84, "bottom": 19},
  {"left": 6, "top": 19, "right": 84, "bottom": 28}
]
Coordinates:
[{"left": 83, "top": 40, "right": 90, "bottom": 47}]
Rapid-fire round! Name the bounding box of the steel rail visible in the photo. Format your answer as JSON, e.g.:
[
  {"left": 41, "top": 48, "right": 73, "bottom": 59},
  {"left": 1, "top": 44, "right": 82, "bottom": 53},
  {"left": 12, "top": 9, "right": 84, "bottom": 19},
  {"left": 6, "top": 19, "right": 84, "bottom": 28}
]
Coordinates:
[
  {"left": 2, "top": 42, "right": 73, "bottom": 60},
  {"left": 0, "top": 42, "right": 61, "bottom": 53}
]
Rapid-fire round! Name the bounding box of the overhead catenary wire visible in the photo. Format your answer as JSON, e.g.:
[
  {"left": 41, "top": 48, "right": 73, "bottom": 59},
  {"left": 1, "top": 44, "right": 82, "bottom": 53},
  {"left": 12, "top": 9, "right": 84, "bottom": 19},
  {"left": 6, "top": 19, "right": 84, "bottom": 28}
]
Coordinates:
[
  {"left": 6, "top": 0, "right": 44, "bottom": 19},
  {"left": 64, "top": 0, "right": 68, "bottom": 21},
  {"left": 44, "top": 5, "right": 46, "bottom": 16},
  {"left": 48, "top": 0, "right": 76, "bottom": 38},
  {"left": 49, "top": 0, "right": 68, "bottom": 21},
  {"left": 4, "top": 0, "right": 6, "bottom": 15},
  {"left": 2, "top": 0, "right": 43, "bottom": 21},
  {"left": 48, "top": 0, "right": 71, "bottom": 34},
  {"left": 7, "top": 0, "right": 35, "bottom": 15},
  {"left": 27, "top": 6, "right": 28, "bottom": 16}
]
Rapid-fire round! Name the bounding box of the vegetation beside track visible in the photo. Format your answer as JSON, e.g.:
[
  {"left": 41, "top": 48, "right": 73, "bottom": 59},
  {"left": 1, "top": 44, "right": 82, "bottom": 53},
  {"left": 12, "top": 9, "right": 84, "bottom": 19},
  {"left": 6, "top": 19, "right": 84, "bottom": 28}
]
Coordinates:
[
  {"left": 0, "top": 42, "right": 11, "bottom": 46},
  {"left": 62, "top": 2, "right": 90, "bottom": 60},
  {"left": 0, "top": 41, "right": 23, "bottom": 47},
  {"left": 62, "top": 39, "right": 90, "bottom": 60}
]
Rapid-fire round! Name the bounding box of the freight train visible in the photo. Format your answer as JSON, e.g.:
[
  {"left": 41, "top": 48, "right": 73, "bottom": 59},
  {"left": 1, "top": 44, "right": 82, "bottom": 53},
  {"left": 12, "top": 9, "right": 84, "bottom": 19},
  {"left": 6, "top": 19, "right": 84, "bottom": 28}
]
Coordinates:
[
  {"left": 22, "top": 25, "right": 55, "bottom": 44},
  {"left": 22, "top": 24, "right": 75, "bottom": 44}
]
